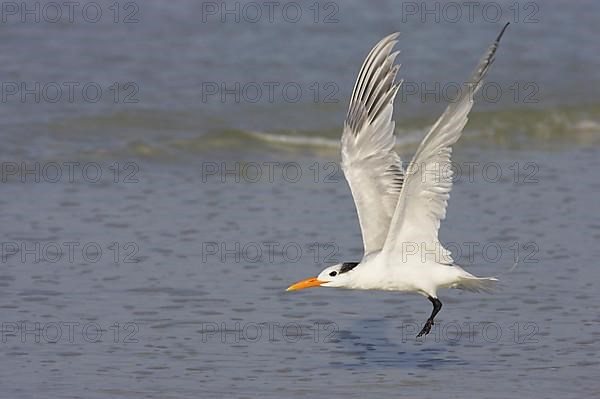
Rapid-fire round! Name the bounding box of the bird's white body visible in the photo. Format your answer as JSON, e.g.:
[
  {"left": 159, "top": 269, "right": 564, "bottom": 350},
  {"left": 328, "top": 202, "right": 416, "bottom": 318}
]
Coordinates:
[
  {"left": 320, "top": 251, "right": 493, "bottom": 297},
  {"left": 287, "top": 24, "right": 510, "bottom": 336}
]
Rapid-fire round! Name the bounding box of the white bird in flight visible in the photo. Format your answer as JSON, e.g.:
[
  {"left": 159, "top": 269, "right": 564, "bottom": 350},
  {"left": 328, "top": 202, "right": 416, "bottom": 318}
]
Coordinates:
[{"left": 287, "top": 23, "right": 510, "bottom": 337}]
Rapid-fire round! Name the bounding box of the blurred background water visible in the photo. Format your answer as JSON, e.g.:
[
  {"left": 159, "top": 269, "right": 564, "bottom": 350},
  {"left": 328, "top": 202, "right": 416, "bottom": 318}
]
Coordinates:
[{"left": 0, "top": 1, "right": 599, "bottom": 398}]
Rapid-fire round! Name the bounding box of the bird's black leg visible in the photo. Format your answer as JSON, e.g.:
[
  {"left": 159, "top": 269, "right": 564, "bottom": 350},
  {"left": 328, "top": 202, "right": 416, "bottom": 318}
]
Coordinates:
[{"left": 417, "top": 296, "right": 442, "bottom": 338}]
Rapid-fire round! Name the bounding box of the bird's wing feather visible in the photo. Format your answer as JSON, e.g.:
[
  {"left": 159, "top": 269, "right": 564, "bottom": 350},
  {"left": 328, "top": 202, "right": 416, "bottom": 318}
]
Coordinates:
[
  {"left": 383, "top": 23, "right": 509, "bottom": 264},
  {"left": 342, "top": 33, "right": 404, "bottom": 256}
]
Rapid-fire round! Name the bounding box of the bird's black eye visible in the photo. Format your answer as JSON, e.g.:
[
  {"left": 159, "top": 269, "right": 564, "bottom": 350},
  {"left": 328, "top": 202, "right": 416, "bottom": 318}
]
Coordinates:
[{"left": 329, "top": 271, "right": 337, "bottom": 277}]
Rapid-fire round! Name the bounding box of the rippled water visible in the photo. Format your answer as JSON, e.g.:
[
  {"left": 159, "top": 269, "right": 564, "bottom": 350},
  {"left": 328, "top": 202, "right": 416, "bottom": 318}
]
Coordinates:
[
  {"left": 1, "top": 0, "right": 599, "bottom": 398},
  {"left": 1, "top": 144, "right": 600, "bottom": 398}
]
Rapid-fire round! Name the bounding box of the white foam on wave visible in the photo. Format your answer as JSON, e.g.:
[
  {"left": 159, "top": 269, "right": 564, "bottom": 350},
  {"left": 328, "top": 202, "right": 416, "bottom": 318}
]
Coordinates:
[
  {"left": 245, "top": 129, "right": 426, "bottom": 149},
  {"left": 245, "top": 131, "right": 339, "bottom": 147},
  {"left": 572, "top": 119, "right": 600, "bottom": 131}
]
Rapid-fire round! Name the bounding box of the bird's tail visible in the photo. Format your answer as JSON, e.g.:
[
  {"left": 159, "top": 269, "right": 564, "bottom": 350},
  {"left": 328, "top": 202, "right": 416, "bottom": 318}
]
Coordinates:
[
  {"left": 452, "top": 256, "right": 519, "bottom": 293},
  {"left": 453, "top": 274, "right": 499, "bottom": 293}
]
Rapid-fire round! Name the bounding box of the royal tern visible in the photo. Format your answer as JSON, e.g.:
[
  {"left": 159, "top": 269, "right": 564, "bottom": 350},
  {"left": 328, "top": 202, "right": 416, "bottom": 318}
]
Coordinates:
[{"left": 287, "top": 23, "right": 510, "bottom": 338}]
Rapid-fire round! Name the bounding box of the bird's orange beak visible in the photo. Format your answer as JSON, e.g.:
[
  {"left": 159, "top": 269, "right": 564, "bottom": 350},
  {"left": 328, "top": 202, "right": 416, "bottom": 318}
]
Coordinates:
[{"left": 286, "top": 277, "right": 325, "bottom": 291}]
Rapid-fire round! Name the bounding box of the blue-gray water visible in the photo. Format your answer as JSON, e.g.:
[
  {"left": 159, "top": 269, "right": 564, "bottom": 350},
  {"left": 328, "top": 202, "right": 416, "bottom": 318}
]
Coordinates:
[{"left": 1, "top": 1, "right": 599, "bottom": 398}]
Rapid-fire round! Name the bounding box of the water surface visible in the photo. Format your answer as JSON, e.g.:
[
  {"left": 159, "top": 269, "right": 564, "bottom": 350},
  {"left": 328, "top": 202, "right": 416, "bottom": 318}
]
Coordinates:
[{"left": 1, "top": 1, "right": 599, "bottom": 398}]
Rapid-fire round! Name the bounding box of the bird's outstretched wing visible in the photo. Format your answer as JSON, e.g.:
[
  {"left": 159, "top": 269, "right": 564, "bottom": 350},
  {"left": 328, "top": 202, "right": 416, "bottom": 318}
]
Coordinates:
[
  {"left": 383, "top": 23, "right": 510, "bottom": 264},
  {"left": 341, "top": 33, "right": 404, "bottom": 256}
]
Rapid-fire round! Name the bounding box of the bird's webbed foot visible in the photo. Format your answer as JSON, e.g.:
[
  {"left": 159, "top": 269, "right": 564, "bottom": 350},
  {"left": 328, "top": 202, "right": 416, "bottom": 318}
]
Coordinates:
[{"left": 417, "top": 318, "right": 434, "bottom": 337}]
